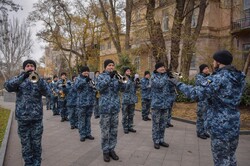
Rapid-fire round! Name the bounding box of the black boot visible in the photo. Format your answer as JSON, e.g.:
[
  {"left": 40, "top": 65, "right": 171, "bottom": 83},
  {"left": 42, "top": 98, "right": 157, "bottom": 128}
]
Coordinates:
[
  {"left": 204, "top": 133, "right": 210, "bottom": 138},
  {"left": 109, "top": 150, "right": 119, "bottom": 160},
  {"left": 86, "top": 135, "right": 95, "bottom": 140},
  {"left": 159, "top": 142, "right": 169, "bottom": 147},
  {"left": 128, "top": 128, "right": 136, "bottom": 133},
  {"left": 197, "top": 134, "right": 207, "bottom": 139},
  {"left": 154, "top": 143, "right": 160, "bottom": 149},
  {"left": 103, "top": 152, "right": 110, "bottom": 162}
]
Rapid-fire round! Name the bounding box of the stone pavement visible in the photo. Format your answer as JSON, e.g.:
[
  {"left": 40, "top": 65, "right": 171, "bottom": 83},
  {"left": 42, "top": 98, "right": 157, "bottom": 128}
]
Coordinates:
[{"left": 0, "top": 98, "right": 250, "bottom": 166}]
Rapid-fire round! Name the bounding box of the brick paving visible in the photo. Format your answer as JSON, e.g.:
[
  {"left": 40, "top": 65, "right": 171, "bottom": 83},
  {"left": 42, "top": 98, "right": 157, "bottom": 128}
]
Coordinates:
[{"left": 1, "top": 97, "right": 250, "bottom": 166}]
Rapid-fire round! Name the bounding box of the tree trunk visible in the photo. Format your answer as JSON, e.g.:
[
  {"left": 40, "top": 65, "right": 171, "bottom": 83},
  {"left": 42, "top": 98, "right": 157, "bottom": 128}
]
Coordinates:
[
  {"left": 180, "top": 0, "right": 194, "bottom": 78},
  {"left": 146, "top": 0, "right": 168, "bottom": 67},
  {"left": 180, "top": 0, "right": 207, "bottom": 77},
  {"left": 243, "top": 51, "right": 250, "bottom": 75},
  {"left": 125, "top": 0, "right": 132, "bottom": 50},
  {"left": 170, "top": 0, "right": 186, "bottom": 71},
  {"left": 99, "top": 0, "right": 122, "bottom": 54}
]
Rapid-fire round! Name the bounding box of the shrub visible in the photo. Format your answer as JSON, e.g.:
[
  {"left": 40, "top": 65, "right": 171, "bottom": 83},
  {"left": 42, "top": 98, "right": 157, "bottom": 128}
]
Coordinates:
[{"left": 240, "top": 82, "right": 250, "bottom": 107}]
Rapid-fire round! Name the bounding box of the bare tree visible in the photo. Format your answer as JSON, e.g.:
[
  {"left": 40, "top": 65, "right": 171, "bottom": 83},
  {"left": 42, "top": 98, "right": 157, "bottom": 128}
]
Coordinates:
[
  {"left": 180, "top": 0, "right": 208, "bottom": 78},
  {"left": 243, "top": 51, "right": 250, "bottom": 75},
  {"left": 125, "top": 0, "right": 133, "bottom": 50},
  {"left": 145, "top": 0, "right": 168, "bottom": 67},
  {"left": 0, "top": 18, "right": 32, "bottom": 77}
]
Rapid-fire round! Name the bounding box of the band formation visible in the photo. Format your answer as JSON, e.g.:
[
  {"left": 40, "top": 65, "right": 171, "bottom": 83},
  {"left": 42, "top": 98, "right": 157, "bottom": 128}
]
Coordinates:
[{"left": 4, "top": 50, "right": 246, "bottom": 166}]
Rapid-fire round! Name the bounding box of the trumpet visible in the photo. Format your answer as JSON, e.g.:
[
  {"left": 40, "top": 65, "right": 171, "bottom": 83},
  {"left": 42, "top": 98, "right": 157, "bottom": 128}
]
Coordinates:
[
  {"left": 114, "top": 72, "right": 128, "bottom": 83},
  {"left": 167, "top": 71, "right": 183, "bottom": 79},
  {"left": 29, "top": 71, "right": 39, "bottom": 83},
  {"left": 89, "top": 79, "right": 96, "bottom": 89}
]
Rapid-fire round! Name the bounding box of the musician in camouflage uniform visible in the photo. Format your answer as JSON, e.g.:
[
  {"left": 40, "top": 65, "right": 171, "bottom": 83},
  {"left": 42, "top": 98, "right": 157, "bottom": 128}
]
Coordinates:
[
  {"left": 93, "top": 71, "right": 100, "bottom": 119},
  {"left": 51, "top": 75, "right": 59, "bottom": 115},
  {"left": 4, "top": 59, "right": 51, "bottom": 166},
  {"left": 151, "top": 62, "right": 171, "bottom": 149},
  {"left": 96, "top": 59, "right": 124, "bottom": 162},
  {"left": 46, "top": 77, "right": 52, "bottom": 110},
  {"left": 140, "top": 71, "right": 151, "bottom": 121},
  {"left": 195, "top": 64, "right": 210, "bottom": 139},
  {"left": 74, "top": 66, "right": 95, "bottom": 142},
  {"left": 66, "top": 75, "right": 78, "bottom": 129},
  {"left": 170, "top": 50, "right": 246, "bottom": 166},
  {"left": 56, "top": 72, "right": 68, "bottom": 122}
]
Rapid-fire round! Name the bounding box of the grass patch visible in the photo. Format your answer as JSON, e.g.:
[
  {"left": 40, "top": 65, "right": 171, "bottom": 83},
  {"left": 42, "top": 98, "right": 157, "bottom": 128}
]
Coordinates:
[{"left": 0, "top": 107, "right": 10, "bottom": 148}]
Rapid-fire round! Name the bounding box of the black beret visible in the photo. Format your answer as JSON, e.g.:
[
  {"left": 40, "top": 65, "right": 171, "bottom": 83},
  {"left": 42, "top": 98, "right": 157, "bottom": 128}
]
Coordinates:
[
  {"left": 80, "top": 66, "right": 90, "bottom": 73},
  {"left": 104, "top": 59, "right": 114, "bottom": 69},
  {"left": 199, "top": 64, "right": 208, "bottom": 73},
  {"left": 23, "top": 59, "right": 36, "bottom": 70},
  {"left": 155, "top": 62, "right": 165, "bottom": 70}
]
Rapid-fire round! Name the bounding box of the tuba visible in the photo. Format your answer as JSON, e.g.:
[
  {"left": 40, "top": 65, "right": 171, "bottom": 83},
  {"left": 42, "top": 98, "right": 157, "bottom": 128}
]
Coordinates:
[
  {"left": 59, "top": 90, "right": 65, "bottom": 98},
  {"left": 29, "top": 71, "right": 39, "bottom": 83}
]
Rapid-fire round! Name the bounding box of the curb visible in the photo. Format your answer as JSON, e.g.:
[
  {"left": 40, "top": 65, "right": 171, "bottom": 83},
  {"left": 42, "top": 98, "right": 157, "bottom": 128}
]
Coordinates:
[
  {"left": 0, "top": 109, "right": 13, "bottom": 166},
  {"left": 172, "top": 116, "right": 250, "bottom": 135}
]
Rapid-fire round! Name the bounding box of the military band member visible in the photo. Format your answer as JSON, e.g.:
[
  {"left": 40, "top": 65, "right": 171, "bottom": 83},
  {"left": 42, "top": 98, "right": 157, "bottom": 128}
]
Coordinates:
[
  {"left": 96, "top": 59, "right": 124, "bottom": 162},
  {"left": 4, "top": 59, "right": 51, "bottom": 166},
  {"left": 195, "top": 64, "right": 210, "bottom": 139},
  {"left": 51, "top": 75, "right": 59, "bottom": 115},
  {"left": 121, "top": 67, "right": 138, "bottom": 134},
  {"left": 151, "top": 62, "right": 171, "bottom": 149},
  {"left": 66, "top": 75, "right": 78, "bottom": 129},
  {"left": 94, "top": 71, "right": 100, "bottom": 119},
  {"left": 140, "top": 71, "right": 151, "bottom": 121},
  {"left": 170, "top": 50, "right": 246, "bottom": 166},
  {"left": 57, "top": 72, "right": 68, "bottom": 122},
  {"left": 74, "top": 66, "right": 95, "bottom": 142},
  {"left": 46, "top": 77, "right": 52, "bottom": 110}
]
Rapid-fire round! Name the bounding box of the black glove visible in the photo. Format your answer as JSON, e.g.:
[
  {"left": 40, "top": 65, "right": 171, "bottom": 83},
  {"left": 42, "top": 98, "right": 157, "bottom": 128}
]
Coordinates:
[
  {"left": 110, "top": 71, "right": 117, "bottom": 79},
  {"left": 85, "top": 77, "right": 91, "bottom": 82},
  {"left": 62, "top": 84, "right": 66, "bottom": 88},
  {"left": 23, "top": 70, "right": 33, "bottom": 79},
  {"left": 168, "top": 78, "right": 179, "bottom": 86}
]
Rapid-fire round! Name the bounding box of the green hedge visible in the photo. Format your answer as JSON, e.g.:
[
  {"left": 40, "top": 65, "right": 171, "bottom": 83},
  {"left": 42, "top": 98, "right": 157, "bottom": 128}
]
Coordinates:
[{"left": 0, "top": 108, "right": 10, "bottom": 147}]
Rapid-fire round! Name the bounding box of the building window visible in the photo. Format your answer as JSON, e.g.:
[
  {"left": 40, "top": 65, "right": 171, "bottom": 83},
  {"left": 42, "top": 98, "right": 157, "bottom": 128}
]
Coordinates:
[
  {"left": 134, "top": 56, "right": 140, "bottom": 71},
  {"left": 243, "top": 43, "right": 250, "bottom": 61},
  {"left": 162, "top": 9, "right": 169, "bottom": 32},
  {"left": 190, "top": 53, "right": 196, "bottom": 69},
  {"left": 191, "top": 14, "right": 197, "bottom": 28},
  {"left": 244, "top": 0, "right": 250, "bottom": 10},
  {"left": 100, "top": 44, "right": 105, "bottom": 51},
  {"left": 107, "top": 41, "right": 111, "bottom": 49}
]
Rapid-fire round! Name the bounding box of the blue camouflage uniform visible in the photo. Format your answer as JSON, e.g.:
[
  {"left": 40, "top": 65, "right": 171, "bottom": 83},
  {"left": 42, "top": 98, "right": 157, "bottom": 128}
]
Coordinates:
[
  {"left": 140, "top": 77, "right": 151, "bottom": 119},
  {"left": 176, "top": 66, "right": 245, "bottom": 166},
  {"left": 56, "top": 79, "right": 68, "bottom": 120},
  {"left": 195, "top": 73, "right": 209, "bottom": 136},
  {"left": 45, "top": 82, "right": 51, "bottom": 110},
  {"left": 74, "top": 75, "right": 95, "bottom": 140},
  {"left": 93, "top": 76, "right": 100, "bottom": 118},
  {"left": 66, "top": 81, "right": 78, "bottom": 128},
  {"left": 96, "top": 71, "right": 124, "bottom": 153},
  {"left": 50, "top": 81, "right": 59, "bottom": 115},
  {"left": 121, "top": 76, "right": 138, "bottom": 132},
  {"left": 151, "top": 72, "right": 172, "bottom": 144},
  {"left": 4, "top": 72, "right": 51, "bottom": 166},
  {"left": 166, "top": 84, "right": 177, "bottom": 126}
]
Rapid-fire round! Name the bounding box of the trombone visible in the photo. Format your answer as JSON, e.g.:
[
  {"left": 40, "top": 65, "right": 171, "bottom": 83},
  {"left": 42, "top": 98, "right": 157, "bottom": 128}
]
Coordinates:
[{"left": 29, "top": 71, "right": 39, "bottom": 83}]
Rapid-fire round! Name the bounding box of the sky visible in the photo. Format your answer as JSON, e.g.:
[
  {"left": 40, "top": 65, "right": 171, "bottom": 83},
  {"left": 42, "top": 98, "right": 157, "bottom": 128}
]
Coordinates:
[{"left": 9, "top": 0, "right": 46, "bottom": 62}]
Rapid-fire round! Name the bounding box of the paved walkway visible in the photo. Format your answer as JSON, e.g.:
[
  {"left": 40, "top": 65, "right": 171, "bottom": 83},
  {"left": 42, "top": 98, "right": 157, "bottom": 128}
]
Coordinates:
[{"left": 1, "top": 98, "right": 250, "bottom": 166}]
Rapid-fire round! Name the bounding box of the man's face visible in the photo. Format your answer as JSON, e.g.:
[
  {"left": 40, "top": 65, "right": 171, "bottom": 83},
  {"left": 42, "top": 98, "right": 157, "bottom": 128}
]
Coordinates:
[
  {"left": 125, "top": 69, "right": 131, "bottom": 76},
  {"left": 106, "top": 63, "right": 115, "bottom": 72},
  {"left": 61, "top": 74, "right": 66, "bottom": 79},
  {"left": 156, "top": 66, "right": 166, "bottom": 73},
  {"left": 82, "top": 71, "right": 89, "bottom": 77},
  {"left": 213, "top": 60, "right": 219, "bottom": 69},
  {"left": 145, "top": 74, "right": 150, "bottom": 79},
  {"left": 54, "top": 77, "right": 58, "bottom": 82},
  {"left": 24, "top": 63, "right": 35, "bottom": 72},
  {"left": 202, "top": 67, "right": 210, "bottom": 75}
]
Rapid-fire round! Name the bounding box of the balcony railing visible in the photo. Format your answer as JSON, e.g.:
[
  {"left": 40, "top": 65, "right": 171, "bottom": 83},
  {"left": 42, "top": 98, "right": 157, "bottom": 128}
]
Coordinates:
[{"left": 232, "top": 17, "right": 250, "bottom": 33}]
